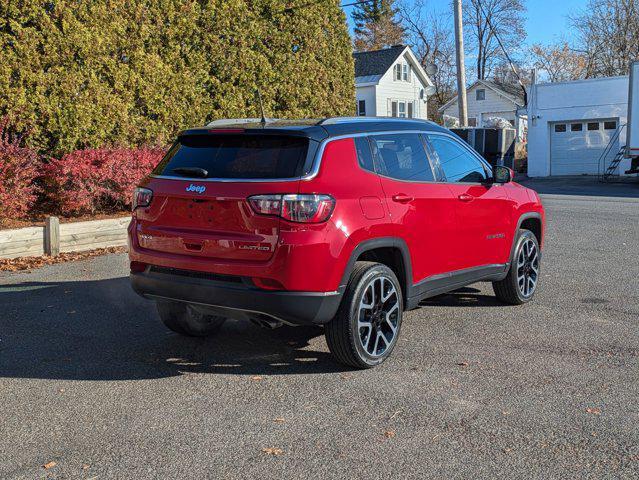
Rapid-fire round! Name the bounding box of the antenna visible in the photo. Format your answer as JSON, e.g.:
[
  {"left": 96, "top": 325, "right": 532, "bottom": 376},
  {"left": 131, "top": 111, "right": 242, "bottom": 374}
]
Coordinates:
[{"left": 256, "top": 89, "right": 266, "bottom": 125}]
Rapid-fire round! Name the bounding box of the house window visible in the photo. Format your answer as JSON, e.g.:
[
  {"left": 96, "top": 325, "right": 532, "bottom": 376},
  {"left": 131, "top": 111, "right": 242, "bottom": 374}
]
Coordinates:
[
  {"left": 358, "top": 100, "right": 366, "bottom": 116},
  {"left": 398, "top": 101, "right": 406, "bottom": 118},
  {"left": 508, "top": 119, "right": 516, "bottom": 127},
  {"left": 402, "top": 64, "right": 410, "bottom": 81},
  {"left": 468, "top": 117, "right": 477, "bottom": 127},
  {"left": 571, "top": 123, "right": 583, "bottom": 132},
  {"left": 394, "top": 64, "right": 402, "bottom": 81},
  {"left": 588, "top": 122, "right": 600, "bottom": 131},
  {"left": 554, "top": 124, "right": 566, "bottom": 133},
  {"left": 407, "top": 102, "right": 413, "bottom": 118},
  {"left": 391, "top": 101, "right": 398, "bottom": 117},
  {"left": 604, "top": 121, "right": 617, "bottom": 130},
  {"left": 476, "top": 89, "right": 486, "bottom": 101}
]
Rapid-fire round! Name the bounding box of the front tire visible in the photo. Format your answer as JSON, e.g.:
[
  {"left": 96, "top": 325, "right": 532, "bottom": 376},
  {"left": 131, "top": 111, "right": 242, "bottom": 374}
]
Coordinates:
[
  {"left": 325, "top": 262, "right": 403, "bottom": 369},
  {"left": 493, "top": 229, "right": 541, "bottom": 305},
  {"left": 156, "top": 301, "right": 226, "bottom": 337}
]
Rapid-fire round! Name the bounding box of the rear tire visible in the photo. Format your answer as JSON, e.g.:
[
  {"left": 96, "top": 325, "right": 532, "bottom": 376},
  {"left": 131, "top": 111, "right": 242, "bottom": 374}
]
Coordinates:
[
  {"left": 493, "top": 229, "right": 541, "bottom": 305},
  {"left": 325, "top": 262, "right": 403, "bottom": 369},
  {"left": 156, "top": 301, "right": 226, "bottom": 337}
]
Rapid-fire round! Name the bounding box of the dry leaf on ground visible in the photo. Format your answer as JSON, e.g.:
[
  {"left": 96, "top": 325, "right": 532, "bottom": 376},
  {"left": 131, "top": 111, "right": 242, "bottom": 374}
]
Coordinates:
[
  {"left": 43, "top": 461, "right": 56, "bottom": 469},
  {"left": 0, "top": 246, "right": 127, "bottom": 272},
  {"left": 586, "top": 407, "right": 602, "bottom": 415},
  {"left": 383, "top": 430, "right": 396, "bottom": 439},
  {"left": 262, "top": 447, "right": 284, "bottom": 456}
]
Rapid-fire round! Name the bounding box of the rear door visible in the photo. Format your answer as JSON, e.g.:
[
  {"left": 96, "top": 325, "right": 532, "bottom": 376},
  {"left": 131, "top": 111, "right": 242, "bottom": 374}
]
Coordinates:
[
  {"left": 369, "top": 132, "right": 458, "bottom": 284},
  {"left": 425, "top": 133, "right": 513, "bottom": 270},
  {"left": 134, "top": 133, "right": 311, "bottom": 261}
]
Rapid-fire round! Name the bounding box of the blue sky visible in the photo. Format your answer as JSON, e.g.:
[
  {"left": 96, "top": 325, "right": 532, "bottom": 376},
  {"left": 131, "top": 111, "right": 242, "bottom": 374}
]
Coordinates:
[{"left": 342, "top": 0, "right": 588, "bottom": 47}]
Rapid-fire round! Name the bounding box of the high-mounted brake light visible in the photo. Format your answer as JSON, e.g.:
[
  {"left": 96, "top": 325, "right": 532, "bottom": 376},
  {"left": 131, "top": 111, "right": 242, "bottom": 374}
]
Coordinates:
[
  {"left": 207, "top": 129, "right": 244, "bottom": 134},
  {"left": 248, "top": 194, "right": 335, "bottom": 223},
  {"left": 132, "top": 187, "right": 153, "bottom": 210}
]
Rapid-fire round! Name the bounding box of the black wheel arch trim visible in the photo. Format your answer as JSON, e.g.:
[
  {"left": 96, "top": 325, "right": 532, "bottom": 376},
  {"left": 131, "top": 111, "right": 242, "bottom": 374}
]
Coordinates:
[
  {"left": 510, "top": 212, "right": 543, "bottom": 261},
  {"left": 339, "top": 237, "right": 413, "bottom": 304}
]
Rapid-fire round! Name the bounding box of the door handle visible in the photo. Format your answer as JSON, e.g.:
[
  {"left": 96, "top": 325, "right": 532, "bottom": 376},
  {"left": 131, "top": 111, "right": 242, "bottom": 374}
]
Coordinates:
[
  {"left": 392, "top": 194, "right": 414, "bottom": 204},
  {"left": 458, "top": 193, "right": 475, "bottom": 202}
]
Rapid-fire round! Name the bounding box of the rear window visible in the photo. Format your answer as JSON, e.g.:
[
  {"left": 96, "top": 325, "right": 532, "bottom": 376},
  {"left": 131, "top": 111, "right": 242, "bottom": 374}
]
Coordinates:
[{"left": 152, "top": 135, "right": 310, "bottom": 179}]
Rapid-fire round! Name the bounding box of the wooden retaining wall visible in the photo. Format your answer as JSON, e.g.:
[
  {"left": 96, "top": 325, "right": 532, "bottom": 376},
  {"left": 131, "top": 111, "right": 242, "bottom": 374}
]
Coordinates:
[
  {"left": 0, "top": 216, "right": 130, "bottom": 259},
  {"left": 0, "top": 226, "right": 45, "bottom": 259}
]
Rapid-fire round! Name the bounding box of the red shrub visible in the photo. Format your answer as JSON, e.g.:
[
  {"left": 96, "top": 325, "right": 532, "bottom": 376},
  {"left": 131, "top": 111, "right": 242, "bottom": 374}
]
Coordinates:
[
  {"left": 45, "top": 147, "right": 165, "bottom": 216},
  {"left": 0, "top": 117, "right": 41, "bottom": 220}
]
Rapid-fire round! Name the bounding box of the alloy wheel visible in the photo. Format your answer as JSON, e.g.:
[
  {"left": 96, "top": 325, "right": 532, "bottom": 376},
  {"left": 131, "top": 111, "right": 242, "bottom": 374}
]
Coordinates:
[
  {"left": 516, "top": 238, "right": 539, "bottom": 297},
  {"left": 357, "top": 276, "right": 400, "bottom": 357}
]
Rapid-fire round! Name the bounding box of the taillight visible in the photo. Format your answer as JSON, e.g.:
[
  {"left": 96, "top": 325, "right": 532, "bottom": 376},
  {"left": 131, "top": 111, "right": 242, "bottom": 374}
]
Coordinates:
[
  {"left": 132, "top": 187, "right": 153, "bottom": 210},
  {"left": 248, "top": 194, "right": 335, "bottom": 223},
  {"left": 248, "top": 195, "right": 282, "bottom": 216},
  {"left": 281, "top": 194, "right": 335, "bottom": 223}
]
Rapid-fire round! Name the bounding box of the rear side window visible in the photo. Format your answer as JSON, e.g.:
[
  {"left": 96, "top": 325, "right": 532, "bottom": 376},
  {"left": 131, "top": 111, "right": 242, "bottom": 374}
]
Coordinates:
[
  {"left": 354, "top": 137, "right": 375, "bottom": 173},
  {"left": 153, "top": 135, "right": 310, "bottom": 179},
  {"left": 369, "top": 133, "right": 434, "bottom": 182}
]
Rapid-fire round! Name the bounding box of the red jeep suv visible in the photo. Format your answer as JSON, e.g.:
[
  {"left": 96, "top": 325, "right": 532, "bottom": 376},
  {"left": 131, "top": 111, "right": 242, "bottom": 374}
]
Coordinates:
[{"left": 129, "top": 118, "right": 544, "bottom": 368}]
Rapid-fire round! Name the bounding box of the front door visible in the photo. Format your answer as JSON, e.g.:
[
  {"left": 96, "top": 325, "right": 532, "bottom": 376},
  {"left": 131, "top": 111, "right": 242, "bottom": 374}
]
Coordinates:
[
  {"left": 368, "top": 133, "right": 458, "bottom": 284},
  {"left": 426, "top": 133, "right": 514, "bottom": 270}
]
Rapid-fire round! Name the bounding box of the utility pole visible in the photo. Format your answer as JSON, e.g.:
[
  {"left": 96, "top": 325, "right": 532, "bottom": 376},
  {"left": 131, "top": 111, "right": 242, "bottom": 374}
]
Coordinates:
[{"left": 453, "top": 0, "right": 468, "bottom": 126}]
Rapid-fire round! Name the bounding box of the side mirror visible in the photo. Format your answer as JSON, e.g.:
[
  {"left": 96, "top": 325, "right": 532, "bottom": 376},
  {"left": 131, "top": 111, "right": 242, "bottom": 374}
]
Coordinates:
[{"left": 493, "top": 165, "right": 513, "bottom": 184}]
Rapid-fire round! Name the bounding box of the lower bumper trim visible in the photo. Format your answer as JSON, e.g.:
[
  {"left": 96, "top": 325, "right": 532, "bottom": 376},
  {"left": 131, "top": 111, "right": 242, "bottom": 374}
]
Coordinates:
[{"left": 131, "top": 269, "right": 343, "bottom": 326}]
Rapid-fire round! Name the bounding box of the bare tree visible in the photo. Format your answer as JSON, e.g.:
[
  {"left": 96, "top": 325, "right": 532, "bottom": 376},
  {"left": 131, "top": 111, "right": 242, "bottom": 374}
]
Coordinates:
[
  {"left": 530, "top": 43, "right": 587, "bottom": 82},
  {"left": 463, "top": 0, "right": 526, "bottom": 81},
  {"left": 570, "top": 0, "right": 639, "bottom": 77},
  {"left": 398, "top": 0, "right": 455, "bottom": 124},
  {"left": 491, "top": 60, "right": 531, "bottom": 86}
]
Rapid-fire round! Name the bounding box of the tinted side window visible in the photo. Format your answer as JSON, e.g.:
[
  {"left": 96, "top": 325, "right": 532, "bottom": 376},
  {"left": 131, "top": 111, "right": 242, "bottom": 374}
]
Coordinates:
[
  {"left": 354, "top": 137, "right": 375, "bottom": 173},
  {"left": 369, "top": 133, "right": 434, "bottom": 182},
  {"left": 427, "top": 135, "right": 488, "bottom": 183}
]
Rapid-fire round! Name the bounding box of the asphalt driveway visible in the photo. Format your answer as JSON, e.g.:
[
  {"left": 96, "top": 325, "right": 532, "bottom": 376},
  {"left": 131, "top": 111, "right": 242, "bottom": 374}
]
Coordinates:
[{"left": 1, "top": 180, "right": 638, "bottom": 479}]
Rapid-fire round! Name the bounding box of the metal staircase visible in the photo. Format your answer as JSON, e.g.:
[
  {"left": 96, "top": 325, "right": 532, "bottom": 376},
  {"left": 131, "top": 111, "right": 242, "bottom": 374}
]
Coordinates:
[
  {"left": 598, "top": 124, "right": 626, "bottom": 181},
  {"left": 602, "top": 145, "right": 628, "bottom": 180}
]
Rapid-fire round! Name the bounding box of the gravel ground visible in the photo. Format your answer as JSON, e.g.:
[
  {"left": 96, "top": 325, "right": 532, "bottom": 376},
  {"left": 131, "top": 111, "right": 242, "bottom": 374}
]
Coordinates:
[{"left": 1, "top": 186, "right": 638, "bottom": 479}]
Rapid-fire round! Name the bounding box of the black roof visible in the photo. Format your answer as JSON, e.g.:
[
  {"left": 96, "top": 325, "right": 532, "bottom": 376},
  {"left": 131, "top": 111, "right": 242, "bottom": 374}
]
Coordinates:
[
  {"left": 181, "top": 117, "right": 448, "bottom": 143},
  {"left": 353, "top": 45, "right": 406, "bottom": 78}
]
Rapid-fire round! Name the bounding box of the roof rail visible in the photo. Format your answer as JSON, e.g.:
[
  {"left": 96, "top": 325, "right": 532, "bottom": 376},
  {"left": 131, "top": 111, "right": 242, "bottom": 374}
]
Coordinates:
[
  {"left": 206, "top": 118, "right": 280, "bottom": 126},
  {"left": 317, "top": 116, "right": 430, "bottom": 125}
]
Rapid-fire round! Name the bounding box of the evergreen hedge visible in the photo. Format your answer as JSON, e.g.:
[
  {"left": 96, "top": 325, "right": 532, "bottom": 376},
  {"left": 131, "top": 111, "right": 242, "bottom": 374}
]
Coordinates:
[{"left": 0, "top": 0, "right": 355, "bottom": 156}]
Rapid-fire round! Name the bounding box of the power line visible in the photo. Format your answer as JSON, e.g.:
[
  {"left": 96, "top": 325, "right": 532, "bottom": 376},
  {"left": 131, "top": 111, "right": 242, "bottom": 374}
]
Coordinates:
[
  {"left": 476, "top": 0, "right": 527, "bottom": 105},
  {"left": 277, "top": 0, "right": 375, "bottom": 15},
  {"left": 341, "top": 0, "right": 376, "bottom": 7}
]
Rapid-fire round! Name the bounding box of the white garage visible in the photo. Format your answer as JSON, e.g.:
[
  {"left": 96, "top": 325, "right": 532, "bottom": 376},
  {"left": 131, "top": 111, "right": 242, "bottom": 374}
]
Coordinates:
[
  {"left": 527, "top": 76, "right": 631, "bottom": 177},
  {"left": 549, "top": 118, "right": 620, "bottom": 175}
]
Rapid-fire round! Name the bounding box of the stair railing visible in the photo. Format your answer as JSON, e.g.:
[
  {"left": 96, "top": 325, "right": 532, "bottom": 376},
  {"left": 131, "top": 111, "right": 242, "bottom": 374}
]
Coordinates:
[{"left": 598, "top": 123, "right": 626, "bottom": 180}]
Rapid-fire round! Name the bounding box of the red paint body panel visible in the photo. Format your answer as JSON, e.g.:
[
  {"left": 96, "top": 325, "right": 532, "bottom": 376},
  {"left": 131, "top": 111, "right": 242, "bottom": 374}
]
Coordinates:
[
  {"left": 379, "top": 177, "right": 458, "bottom": 282},
  {"left": 445, "top": 183, "right": 514, "bottom": 269}
]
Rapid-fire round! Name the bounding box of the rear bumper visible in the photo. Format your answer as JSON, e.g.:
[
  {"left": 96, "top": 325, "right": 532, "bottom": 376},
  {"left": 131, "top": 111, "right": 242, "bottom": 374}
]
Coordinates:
[{"left": 130, "top": 267, "right": 343, "bottom": 326}]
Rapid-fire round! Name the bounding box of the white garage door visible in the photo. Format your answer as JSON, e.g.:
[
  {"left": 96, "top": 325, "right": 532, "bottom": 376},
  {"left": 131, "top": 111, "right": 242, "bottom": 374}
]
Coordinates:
[{"left": 550, "top": 119, "right": 619, "bottom": 175}]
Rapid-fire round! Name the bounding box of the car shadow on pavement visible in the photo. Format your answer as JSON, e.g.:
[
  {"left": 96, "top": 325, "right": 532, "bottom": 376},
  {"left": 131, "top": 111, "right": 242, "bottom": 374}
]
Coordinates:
[
  {"left": 0, "top": 277, "right": 350, "bottom": 381},
  {"left": 419, "top": 287, "right": 504, "bottom": 308}
]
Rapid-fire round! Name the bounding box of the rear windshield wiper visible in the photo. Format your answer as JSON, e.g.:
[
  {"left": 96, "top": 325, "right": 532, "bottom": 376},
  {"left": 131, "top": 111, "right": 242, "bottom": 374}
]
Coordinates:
[{"left": 172, "top": 167, "right": 208, "bottom": 178}]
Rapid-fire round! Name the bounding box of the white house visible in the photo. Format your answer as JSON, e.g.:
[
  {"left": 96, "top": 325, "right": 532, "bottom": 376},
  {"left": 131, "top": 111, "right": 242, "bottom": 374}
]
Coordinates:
[
  {"left": 439, "top": 80, "right": 527, "bottom": 139},
  {"left": 527, "top": 75, "right": 630, "bottom": 176},
  {"left": 353, "top": 45, "right": 434, "bottom": 119}
]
